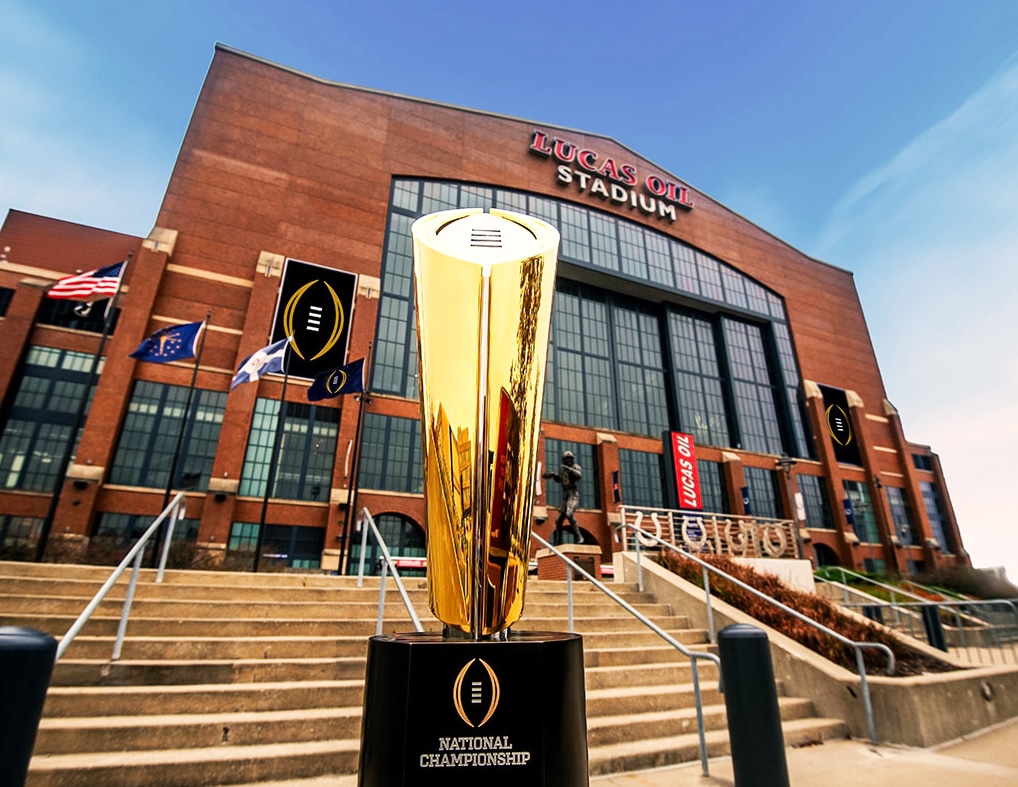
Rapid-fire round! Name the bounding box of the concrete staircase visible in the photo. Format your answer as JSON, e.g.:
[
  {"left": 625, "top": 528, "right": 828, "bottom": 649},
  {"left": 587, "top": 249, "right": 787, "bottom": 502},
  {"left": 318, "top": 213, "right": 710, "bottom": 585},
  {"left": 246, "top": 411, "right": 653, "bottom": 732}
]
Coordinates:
[{"left": 0, "top": 560, "right": 848, "bottom": 785}]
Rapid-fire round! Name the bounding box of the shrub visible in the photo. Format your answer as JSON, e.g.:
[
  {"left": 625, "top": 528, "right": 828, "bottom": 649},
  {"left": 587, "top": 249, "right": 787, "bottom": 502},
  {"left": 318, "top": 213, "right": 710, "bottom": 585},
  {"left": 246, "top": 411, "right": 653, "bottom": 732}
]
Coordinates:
[
  {"left": 913, "top": 566, "right": 1018, "bottom": 600},
  {"left": 656, "top": 551, "right": 955, "bottom": 677}
]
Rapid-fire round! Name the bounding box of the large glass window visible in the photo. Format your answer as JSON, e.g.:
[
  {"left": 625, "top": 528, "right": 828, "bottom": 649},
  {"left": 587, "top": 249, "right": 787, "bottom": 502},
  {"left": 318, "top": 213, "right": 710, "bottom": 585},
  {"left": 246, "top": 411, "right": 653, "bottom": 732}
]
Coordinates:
[
  {"left": 613, "top": 302, "right": 670, "bottom": 436},
  {"left": 744, "top": 466, "right": 780, "bottom": 519},
  {"left": 696, "top": 459, "right": 728, "bottom": 514},
  {"left": 0, "top": 347, "right": 99, "bottom": 491},
  {"left": 239, "top": 400, "right": 339, "bottom": 500},
  {"left": 0, "top": 515, "right": 43, "bottom": 559},
  {"left": 619, "top": 448, "right": 663, "bottom": 508},
  {"left": 544, "top": 439, "right": 599, "bottom": 510},
  {"left": 372, "top": 178, "right": 809, "bottom": 457},
  {"left": 358, "top": 413, "right": 423, "bottom": 494},
  {"left": 844, "top": 480, "right": 880, "bottom": 543},
  {"left": 919, "top": 481, "right": 953, "bottom": 552},
  {"left": 798, "top": 474, "right": 834, "bottom": 529},
  {"left": 723, "top": 318, "right": 784, "bottom": 455},
  {"left": 668, "top": 310, "right": 730, "bottom": 447},
  {"left": 346, "top": 513, "right": 426, "bottom": 576},
  {"left": 108, "top": 382, "right": 226, "bottom": 491},
  {"left": 544, "top": 287, "right": 615, "bottom": 428},
  {"left": 228, "top": 522, "right": 326, "bottom": 569},
  {"left": 885, "top": 486, "right": 916, "bottom": 546}
]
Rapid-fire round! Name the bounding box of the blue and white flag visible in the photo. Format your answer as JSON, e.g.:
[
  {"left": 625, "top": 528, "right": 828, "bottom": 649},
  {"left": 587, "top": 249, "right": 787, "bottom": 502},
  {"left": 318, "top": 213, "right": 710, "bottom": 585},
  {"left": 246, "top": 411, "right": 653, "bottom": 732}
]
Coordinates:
[
  {"left": 307, "top": 358, "right": 365, "bottom": 401},
  {"left": 130, "top": 321, "right": 204, "bottom": 364},
  {"left": 231, "top": 337, "right": 290, "bottom": 390}
]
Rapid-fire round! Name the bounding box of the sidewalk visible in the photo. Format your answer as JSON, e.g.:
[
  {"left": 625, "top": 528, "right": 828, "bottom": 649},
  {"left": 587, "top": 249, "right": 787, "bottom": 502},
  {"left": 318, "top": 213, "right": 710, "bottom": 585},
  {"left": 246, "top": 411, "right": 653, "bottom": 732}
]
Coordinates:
[{"left": 592, "top": 717, "right": 1018, "bottom": 786}]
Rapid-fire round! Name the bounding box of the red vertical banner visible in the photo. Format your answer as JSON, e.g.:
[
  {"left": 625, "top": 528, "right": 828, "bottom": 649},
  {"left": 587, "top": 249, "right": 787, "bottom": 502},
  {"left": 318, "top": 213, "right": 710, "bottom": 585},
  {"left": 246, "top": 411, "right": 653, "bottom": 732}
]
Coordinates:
[{"left": 670, "top": 432, "right": 702, "bottom": 510}]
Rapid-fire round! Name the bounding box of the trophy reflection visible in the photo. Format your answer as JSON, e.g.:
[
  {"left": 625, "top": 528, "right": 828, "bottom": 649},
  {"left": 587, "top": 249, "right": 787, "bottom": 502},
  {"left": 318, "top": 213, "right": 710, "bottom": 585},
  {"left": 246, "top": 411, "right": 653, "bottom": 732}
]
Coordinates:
[{"left": 411, "top": 208, "right": 559, "bottom": 639}]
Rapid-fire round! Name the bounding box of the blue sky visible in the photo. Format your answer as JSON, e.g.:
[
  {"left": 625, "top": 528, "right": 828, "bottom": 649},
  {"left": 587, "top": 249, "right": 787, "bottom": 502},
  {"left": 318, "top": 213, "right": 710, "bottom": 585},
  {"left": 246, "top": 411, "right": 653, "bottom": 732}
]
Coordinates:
[{"left": 2, "top": 1, "right": 1017, "bottom": 581}]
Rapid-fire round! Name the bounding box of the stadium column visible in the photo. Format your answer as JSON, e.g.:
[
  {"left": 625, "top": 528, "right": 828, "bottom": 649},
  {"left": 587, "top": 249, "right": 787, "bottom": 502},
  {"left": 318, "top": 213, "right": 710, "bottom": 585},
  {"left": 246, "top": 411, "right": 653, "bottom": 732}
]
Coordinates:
[
  {"left": 801, "top": 380, "right": 856, "bottom": 568},
  {"left": 844, "top": 390, "right": 901, "bottom": 574},
  {"left": 0, "top": 278, "right": 49, "bottom": 408},
  {"left": 721, "top": 451, "right": 746, "bottom": 515},
  {"left": 46, "top": 234, "right": 169, "bottom": 561},
  {"left": 196, "top": 251, "right": 284, "bottom": 568},
  {"left": 595, "top": 431, "right": 619, "bottom": 555},
  {"left": 883, "top": 400, "right": 951, "bottom": 572}
]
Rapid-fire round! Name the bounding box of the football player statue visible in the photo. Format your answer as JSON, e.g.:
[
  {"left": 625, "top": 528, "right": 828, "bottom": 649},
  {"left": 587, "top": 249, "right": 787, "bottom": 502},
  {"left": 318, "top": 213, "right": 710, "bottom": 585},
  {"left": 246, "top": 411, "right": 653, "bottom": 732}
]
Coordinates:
[{"left": 543, "top": 450, "right": 584, "bottom": 544}]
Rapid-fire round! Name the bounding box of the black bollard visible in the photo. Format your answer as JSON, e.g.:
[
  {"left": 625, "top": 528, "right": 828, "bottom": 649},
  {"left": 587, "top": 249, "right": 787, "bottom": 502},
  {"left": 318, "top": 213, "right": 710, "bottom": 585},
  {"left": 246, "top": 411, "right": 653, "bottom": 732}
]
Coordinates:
[
  {"left": 0, "top": 627, "right": 57, "bottom": 787},
  {"left": 921, "top": 604, "right": 948, "bottom": 651},
  {"left": 717, "top": 624, "right": 790, "bottom": 787}
]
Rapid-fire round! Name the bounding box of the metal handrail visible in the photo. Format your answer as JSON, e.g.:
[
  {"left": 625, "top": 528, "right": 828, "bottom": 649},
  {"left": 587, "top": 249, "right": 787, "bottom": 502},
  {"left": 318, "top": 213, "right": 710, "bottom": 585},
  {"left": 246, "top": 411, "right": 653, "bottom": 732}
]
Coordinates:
[
  {"left": 531, "top": 533, "right": 720, "bottom": 777},
  {"left": 354, "top": 508, "right": 423, "bottom": 634},
  {"left": 817, "top": 566, "right": 933, "bottom": 605},
  {"left": 618, "top": 521, "right": 895, "bottom": 745},
  {"left": 835, "top": 596, "right": 1018, "bottom": 664},
  {"left": 55, "top": 492, "right": 186, "bottom": 662}
]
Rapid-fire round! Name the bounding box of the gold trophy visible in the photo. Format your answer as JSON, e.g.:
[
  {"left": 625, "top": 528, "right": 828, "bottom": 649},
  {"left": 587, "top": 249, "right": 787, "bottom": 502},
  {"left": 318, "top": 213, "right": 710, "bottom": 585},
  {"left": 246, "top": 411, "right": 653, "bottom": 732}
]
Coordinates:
[
  {"left": 358, "top": 208, "right": 588, "bottom": 787},
  {"left": 412, "top": 208, "right": 559, "bottom": 638}
]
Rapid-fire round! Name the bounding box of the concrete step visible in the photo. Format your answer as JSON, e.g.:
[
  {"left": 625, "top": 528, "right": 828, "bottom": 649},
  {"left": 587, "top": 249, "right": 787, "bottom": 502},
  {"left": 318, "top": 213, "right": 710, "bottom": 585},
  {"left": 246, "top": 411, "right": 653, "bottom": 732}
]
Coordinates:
[
  {"left": 43, "top": 680, "right": 364, "bottom": 718},
  {"left": 584, "top": 661, "right": 719, "bottom": 691},
  {"left": 577, "top": 629, "right": 708, "bottom": 649},
  {"left": 586, "top": 682, "right": 724, "bottom": 717},
  {"left": 52, "top": 657, "right": 367, "bottom": 686},
  {"left": 587, "top": 697, "right": 818, "bottom": 746},
  {"left": 0, "top": 575, "right": 651, "bottom": 604},
  {"left": 26, "top": 738, "right": 361, "bottom": 787},
  {"left": 0, "top": 593, "right": 671, "bottom": 621},
  {"left": 54, "top": 635, "right": 372, "bottom": 661},
  {"left": 587, "top": 716, "right": 849, "bottom": 775},
  {"left": 35, "top": 707, "right": 362, "bottom": 755},
  {"left": 585, "top": 644, "right": 706, "bottom": 667},
  {"left": 1, "top": 614, "right": 435, "bottom": 638}
]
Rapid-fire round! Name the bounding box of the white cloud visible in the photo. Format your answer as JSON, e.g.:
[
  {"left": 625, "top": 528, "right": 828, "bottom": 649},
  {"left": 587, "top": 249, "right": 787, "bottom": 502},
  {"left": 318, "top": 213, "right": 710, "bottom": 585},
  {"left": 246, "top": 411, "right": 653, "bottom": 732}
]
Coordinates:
[{"left": 818, "top": 54, "right": 1018, "bottom": 581}]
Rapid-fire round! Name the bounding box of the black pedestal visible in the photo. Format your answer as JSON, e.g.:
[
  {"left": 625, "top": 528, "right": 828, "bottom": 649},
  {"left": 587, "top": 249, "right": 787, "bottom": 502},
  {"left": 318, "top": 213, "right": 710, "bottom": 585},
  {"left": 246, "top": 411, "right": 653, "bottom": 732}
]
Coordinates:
[{"left": 358, "top": 631, "right": 588, "bottom": 787}]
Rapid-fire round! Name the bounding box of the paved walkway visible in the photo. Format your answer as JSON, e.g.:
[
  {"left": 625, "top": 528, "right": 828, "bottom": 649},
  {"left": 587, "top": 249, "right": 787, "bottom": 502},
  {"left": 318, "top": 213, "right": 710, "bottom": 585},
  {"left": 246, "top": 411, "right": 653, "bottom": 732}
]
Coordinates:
[
  {"left": 592, "top": 717, "right": 1018, "bottom": 787},
  {"left": 243, "top": 717, "right": 1018, "bottom": 786}
]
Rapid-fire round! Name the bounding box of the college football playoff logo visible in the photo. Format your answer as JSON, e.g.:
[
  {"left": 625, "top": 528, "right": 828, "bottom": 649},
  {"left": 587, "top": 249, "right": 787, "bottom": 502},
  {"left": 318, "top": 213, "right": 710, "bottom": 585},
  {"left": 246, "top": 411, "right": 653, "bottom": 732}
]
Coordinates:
[
  {"left": 270, "top": 258, "right": 357, "bottom": 380},
  {"left": 452, "top": 658, "right": 500, "bottom": 728}
]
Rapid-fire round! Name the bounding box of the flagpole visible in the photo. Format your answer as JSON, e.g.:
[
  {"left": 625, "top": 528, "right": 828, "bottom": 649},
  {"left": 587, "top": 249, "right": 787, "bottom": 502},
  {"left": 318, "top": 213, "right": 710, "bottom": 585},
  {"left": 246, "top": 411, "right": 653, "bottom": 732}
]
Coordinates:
[
  {"left": 338, "top": 341, "right": 373, "bottom": 575},
  {"left": 252, "top": 340, "right": 291, "bottom": 573},
  {"left": 35, "top": 255, "right": 131, "bottom": 562},
  {"left": 149, "top": 312, "right": 212, "bottom": 567}
]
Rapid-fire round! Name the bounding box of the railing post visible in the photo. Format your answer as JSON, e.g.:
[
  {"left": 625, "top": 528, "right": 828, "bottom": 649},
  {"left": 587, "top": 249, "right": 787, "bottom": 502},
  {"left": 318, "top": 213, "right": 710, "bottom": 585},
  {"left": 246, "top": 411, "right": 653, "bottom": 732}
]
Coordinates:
[
  {"left": 691, "top": 658, "right": 709, "bottom": 776},
  {"left": 634, "top": 528, "right": 643, "bottom": 593},
  {"left": 567, "top": 565, "right": 574, "bottom": 633},
  {"left": 376, "top": 560, "right": 388, "bottom": 636},
  {"left": 856, "top": 647, "right": 878, "bottom": 744},
  {"left": 156, "top": 496, "right": 181, "bottom": 583},
  {"left": 703, "top": 565, "right": 716, "bottom": 645},
  {"left": 112, "top": 550, "right": 144, "bottom": 661},
  {"left": 357, "top": 513, "right": 370, "bottom": 587}
]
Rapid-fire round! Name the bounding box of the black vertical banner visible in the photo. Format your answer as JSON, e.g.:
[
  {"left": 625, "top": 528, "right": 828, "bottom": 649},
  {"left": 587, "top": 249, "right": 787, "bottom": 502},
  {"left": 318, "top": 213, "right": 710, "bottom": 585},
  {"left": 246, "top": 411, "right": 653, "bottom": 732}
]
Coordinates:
[
  {"left": 819, "top": 384, "right": 862, "bottom": 466},
  {"left": 270, "top": 259, "right": 358, "bottom": 380}
]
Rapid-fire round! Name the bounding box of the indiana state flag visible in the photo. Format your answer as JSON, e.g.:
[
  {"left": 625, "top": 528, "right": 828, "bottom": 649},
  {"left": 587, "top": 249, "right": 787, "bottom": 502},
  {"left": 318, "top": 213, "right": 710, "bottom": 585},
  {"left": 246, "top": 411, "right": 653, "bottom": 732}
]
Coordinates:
[
  {"left": 130, "top": 321, "right": 204, "bottom": 364},
  {"left": 307, "top": 358, "right": 365, "bottom": 401},
  {"left": 231, "top": 337, "right": 290, "bottom": 390}
]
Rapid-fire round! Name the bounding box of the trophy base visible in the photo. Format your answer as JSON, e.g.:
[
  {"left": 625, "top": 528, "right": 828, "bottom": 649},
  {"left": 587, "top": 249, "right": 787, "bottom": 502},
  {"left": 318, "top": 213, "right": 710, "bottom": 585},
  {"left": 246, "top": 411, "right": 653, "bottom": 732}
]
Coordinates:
[{"left": 358, "top": 630, "right": 588, "bottom": 786}]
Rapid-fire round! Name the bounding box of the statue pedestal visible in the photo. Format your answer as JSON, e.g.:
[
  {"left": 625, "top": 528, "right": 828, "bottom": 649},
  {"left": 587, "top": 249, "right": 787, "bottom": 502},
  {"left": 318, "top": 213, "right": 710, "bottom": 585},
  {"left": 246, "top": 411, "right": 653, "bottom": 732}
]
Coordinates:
[
  {"left": 358, "top": 631, "right": 588, "bottom": 786},
  {"left": 535, "top": 544, "right": 603, "bottom": 581}
]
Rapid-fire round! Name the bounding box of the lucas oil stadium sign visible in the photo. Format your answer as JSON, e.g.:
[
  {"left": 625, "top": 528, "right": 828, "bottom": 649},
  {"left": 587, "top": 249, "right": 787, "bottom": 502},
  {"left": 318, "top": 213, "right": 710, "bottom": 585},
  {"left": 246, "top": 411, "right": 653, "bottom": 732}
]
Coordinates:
[{"left": 529, "top": 129, "right": 694, "bottom": 221}]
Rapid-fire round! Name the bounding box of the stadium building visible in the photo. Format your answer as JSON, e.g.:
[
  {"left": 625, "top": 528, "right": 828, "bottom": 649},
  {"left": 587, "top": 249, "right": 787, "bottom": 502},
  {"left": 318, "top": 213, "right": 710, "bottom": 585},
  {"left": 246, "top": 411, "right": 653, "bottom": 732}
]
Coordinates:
[{"left": 0, "top": 45, "right": 966, "bottom": 576}]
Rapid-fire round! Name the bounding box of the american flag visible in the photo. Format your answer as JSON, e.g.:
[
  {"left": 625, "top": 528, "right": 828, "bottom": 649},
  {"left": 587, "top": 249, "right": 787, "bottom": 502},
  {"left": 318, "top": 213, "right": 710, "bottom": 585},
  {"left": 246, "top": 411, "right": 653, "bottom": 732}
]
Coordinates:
[{"left": 46, "top": 261, "right": 125, "bottom": 301}]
